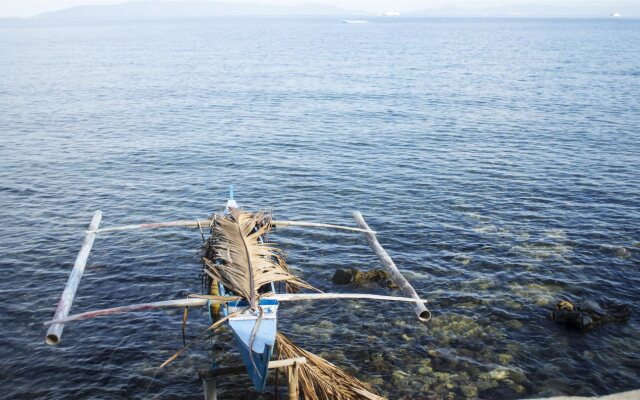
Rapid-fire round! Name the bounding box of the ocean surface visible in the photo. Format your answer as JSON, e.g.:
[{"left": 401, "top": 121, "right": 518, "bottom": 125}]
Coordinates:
[{"left": 0, "top": 16, "right": 639, "bottom": 400}]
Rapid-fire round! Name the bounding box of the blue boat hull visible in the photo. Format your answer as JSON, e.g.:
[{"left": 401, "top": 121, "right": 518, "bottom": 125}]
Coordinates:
[
  {"left": 229, "top": 317, "right": 277, "bottom": 392},
  {"left": 233, "top": 334, "right": 274, "bottom": 392}
]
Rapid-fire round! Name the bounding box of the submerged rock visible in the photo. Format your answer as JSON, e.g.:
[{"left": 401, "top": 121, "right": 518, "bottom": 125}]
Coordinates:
[
  {"left": 417, "top": 365, "right": 433, "bottom": 375},
  {"left": 368, "top": 376, "right": 385, "bottom": 386},
  {"left": 497, "top": 353, "right": 513, "bottom": 365},
  {"left": 369, "top": 352, "right": 388, "bottom": 372},
  {"left": 506, "top": 380, "right": 526, "bottom": 394},
  {"left": 331, "top": 268, "right": 398, "bottom": 288},
  {"left": 461, "top": 384, "right": 478, "bottom": 398},
  {"left": 476, "top": 377, "right": 499, "bottom": 391},
  {"left": 505, "top": 320, "right": 523, "bottom": 330},
  {"left": 391, "top": 370, "right": 410, "bottom": 386},
  {"left": 488, "top": 368, "right": 510, "bottom": 381},
  {"left": 549, "top": 299, "right": 631, "bottom": 331}
]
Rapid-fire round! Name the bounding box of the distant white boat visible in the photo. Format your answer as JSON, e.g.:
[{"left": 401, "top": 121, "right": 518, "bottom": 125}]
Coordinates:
[
  {"left": 381, "top": 11, "right": 400, "bottom": 17},
  {"left": 342, "top": 19, "right": 368, "bottom": 24},
  {"left": 611, "top": 12, "right": 621, "bottom": 17}
]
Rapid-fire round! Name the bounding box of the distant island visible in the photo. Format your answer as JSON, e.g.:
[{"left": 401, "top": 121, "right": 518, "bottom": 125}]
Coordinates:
[
  {"left": 406, "top": 4, "right": 639, "bottom": 17},
  {"left": 18, "top": 1, "right": 640, "bottom": 20},
  {"left": 37, "top": 1, "right": 361, "bottom": 19}
]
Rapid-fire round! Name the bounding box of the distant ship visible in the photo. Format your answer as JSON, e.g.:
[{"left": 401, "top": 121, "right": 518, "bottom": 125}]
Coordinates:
[
  {"left": 381, "top": 11, "right": 400, "bottom": 16},
  {"left": 611, "top": 12, "right": 622, "bottom": 17},
  {"left": 342, "top": 19, "right": 368, "bottom": 24}
]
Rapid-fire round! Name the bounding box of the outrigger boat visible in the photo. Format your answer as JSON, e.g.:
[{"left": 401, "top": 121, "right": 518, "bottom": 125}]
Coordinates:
[
  {"left": 213, "top": 191, "right": 278, "bottom": 391},
  {"left": 45, "top": 186, "right": 430, "bottom": 399}
]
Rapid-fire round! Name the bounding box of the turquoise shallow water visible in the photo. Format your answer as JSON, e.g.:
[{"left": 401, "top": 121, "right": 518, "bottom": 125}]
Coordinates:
[{"left": 0, "top": 17, "right": 639, "bottom": 399}]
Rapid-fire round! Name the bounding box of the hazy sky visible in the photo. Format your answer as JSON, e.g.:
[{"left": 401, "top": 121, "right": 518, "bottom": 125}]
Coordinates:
[{"left": 0, "top": 0, "right": 628, "bottom": 18}]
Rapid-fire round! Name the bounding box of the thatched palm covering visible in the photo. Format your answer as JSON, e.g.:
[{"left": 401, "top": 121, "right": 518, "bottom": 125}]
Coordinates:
[
  {"left": 276, "top": 333, "right": 386, "bottom": 400},
  {"left": 202, "top": 209, "right": 315, "bottom": 309},
  {"left": 201, "top": 209, "right": 383, "bottom": 398}
]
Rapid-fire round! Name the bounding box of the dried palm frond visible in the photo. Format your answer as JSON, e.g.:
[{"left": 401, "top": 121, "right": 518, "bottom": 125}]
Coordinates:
[
  {"left": 203, "top": 209, "right": 315, "bottom": 309},
  {"left": 276, "top": 333, "right": 386, "bottom": 400}
]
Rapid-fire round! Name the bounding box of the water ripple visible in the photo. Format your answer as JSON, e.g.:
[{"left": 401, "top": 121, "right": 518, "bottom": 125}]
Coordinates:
[{"left": 1, "top": 16, "right": 639, "bottom": 400}]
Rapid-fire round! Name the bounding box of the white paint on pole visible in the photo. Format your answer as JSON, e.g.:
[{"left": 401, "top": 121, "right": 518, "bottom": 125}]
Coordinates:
[
  {"left": 353, "top": 212, "right": 431, "bottom": 322},
  {"left": 45, "top": 211, "right": 103, "bottom": 345}
]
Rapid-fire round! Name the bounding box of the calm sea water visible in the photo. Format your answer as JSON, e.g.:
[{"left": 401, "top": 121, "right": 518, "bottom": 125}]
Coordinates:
[{"left": 1, "top": 17, "right": 639, "bottom": 400}]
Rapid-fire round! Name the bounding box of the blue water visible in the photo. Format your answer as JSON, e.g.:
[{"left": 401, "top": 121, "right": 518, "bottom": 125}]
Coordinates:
[{"left": 1, "top": 17, "right": 639, "bottom": 399}]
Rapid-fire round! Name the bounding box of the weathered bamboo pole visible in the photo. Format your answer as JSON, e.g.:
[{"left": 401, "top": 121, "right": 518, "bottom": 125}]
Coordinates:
[
  {"left": 46, "top": 211, "right": 103, "bottom": 345},
  {"left": 44, "top": 293, "right": 424, "bottom": 326},
  {"left": 88, "top": 219, "right": 373, "bottom": 234},
  {"left": 203, "top": 379, "right": 217, "bottom": 400},
  {"left": 270, "top": 293, "right": 430, "bottom": 303},
  {"left": 269, "top": 357, "right": 306, "bottom": 369},
  {"left": 43, "top": 298, "right": 211, "bottom": 325},
  {"left": 273, "top": 220, "right": 375, "bottom": 234},
  {"left": 288, "top": 362, "right": 300, "bottom": 400},
  {"left": 353, "top": 212, "right": 431, "bottom": 322},
  {"left": 89, "top": 219, "right": 209, "bottom": 233}
]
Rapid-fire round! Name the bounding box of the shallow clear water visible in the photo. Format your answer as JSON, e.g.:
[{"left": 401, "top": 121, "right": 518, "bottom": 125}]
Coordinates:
[{"left": 0, "top": 17, "right": 639, "bottom": 399}]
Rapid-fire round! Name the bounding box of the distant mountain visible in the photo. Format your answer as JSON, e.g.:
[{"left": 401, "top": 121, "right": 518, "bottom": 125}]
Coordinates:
[
  {"left": 408, "top": 3, "right": 640, "bottom": 17},
  {"left": 38, "top": 1, "right": 362, "bottom": 19},
  {"left": 30, "top": 0, "right": 640, "bottom": 20}
]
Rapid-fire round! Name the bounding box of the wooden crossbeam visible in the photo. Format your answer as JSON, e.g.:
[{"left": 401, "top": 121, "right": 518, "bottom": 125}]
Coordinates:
[
  {"left": 198, "top": 357, "right": 306, "bottom": 400},
  {"left": 197, "top": 357, "right": 306, "bottom": 379}
]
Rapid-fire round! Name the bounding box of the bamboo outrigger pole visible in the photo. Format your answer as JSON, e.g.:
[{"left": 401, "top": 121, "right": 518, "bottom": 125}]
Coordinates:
[
  {"left": 44, "top": 298, "right": 211, "bottom": 325},
  {"left": 44, "top": 293, "right": 430, "bottom": 326},
  {"left": 273, "top": 220, "right": 375, "bottom": 234},
  {"left": 87, "top": 219, "right": 374, "bottom": 234},
  {"left": 46, "top": 211, "right": 103, "bottom": 345},
  {"left": 353, "top": 212, "right": 431, "bottom": 322},
  {"left": 271, "top": 293, "right": 430, "bottom": 303}
]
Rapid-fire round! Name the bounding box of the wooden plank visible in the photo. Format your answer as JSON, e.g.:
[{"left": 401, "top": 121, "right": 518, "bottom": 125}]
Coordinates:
[
  {"left": 353, "top": 212, "right": 431, "bottom": 322},
  {"left": 46, "top": 211, "right": 102, "bottom": 345},
  {"left": 268, "top": 357, "right": 306, "bottom": 369}
]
